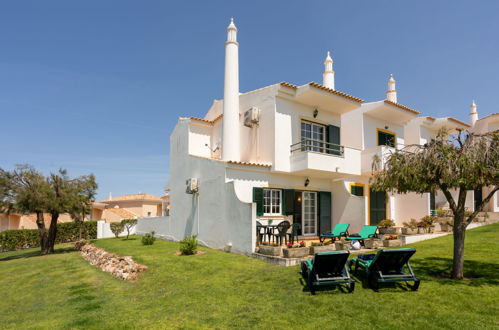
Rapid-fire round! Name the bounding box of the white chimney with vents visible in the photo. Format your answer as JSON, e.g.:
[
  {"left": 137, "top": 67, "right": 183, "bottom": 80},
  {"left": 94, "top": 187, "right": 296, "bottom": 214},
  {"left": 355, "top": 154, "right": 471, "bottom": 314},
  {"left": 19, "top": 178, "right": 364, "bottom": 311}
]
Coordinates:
[
  {"left": 386, "top": 74, "right": 397, "bottom": 103},
  {"left": 322, "top": 51, "right": 335, "bottom": 90},
  {"left": 469, "top": 100, "right": 478, "bottom": 126},
  {"left": 222, "top": 18, "right": 240, "bottom": 161}
]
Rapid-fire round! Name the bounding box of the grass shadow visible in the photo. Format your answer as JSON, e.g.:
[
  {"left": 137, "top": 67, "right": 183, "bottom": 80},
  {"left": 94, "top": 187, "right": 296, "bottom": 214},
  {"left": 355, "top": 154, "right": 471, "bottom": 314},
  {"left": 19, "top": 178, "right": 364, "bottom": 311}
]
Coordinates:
[
  {"left": 411, "top": 257, "right": 499, "bottom": 286},
  {"left": 0, "top": 247, "right": 75, "bottom": 262}
]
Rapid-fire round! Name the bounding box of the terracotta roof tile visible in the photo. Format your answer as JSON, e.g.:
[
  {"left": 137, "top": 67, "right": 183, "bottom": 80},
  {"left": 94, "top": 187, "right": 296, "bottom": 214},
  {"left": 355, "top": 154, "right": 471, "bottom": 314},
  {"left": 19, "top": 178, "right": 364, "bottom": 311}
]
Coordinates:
[
  {"left": 448, "top": 117, "right": 471, "bottom": 128},
  {"left": 384, "top": 100, "right": 420, "bottom": 115},
  {"left": 101, "top": 193, "right": 162, "bottom": 203},
  {"left": 104, "top": 208, "right": 138, "bottom": 219},
  {"left": 280, "top": 82, "right": 298, "bottom": 89},
  {"left": 308, "top": 82, "right": 364, "bottom": 103},
  {"left": 189, "top": 114, "right": 223, "bottom": 125},
  {"left": 227, "top": 160, "right": 272, "bottom": 168}
]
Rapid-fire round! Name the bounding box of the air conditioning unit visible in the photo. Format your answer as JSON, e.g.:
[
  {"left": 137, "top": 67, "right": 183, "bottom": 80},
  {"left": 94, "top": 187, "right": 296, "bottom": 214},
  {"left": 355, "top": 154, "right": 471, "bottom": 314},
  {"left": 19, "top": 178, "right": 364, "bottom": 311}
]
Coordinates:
[
  {"left": 244, "top": 107, "right": 261, "bottom": 127},
  {"left": 186, "top": 178, "right": 199, "bottom": 194}
]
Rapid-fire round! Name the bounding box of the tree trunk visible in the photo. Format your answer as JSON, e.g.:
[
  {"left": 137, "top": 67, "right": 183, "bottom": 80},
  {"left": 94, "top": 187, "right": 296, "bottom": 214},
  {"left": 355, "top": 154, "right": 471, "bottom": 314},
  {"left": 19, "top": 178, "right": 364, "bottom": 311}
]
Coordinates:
[
  {"left": 44, "top": 213, "right": 59, "bottom": 254},
  {"left": 34, "top": 212, "right": 49, "bottom": 254},
  {"left": 451, "top": 215, "right": 466, "bottom": 279}
]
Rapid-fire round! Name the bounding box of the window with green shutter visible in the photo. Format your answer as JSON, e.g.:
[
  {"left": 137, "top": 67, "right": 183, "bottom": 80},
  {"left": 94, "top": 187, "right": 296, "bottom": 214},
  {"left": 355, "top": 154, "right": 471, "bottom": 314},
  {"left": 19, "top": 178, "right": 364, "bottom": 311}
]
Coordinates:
[
  {"left": 377, "top": 129, "right": 396, "bottom": 148},
  {"left": 350, "top": 184, "right": 364, "bottom": 196}
]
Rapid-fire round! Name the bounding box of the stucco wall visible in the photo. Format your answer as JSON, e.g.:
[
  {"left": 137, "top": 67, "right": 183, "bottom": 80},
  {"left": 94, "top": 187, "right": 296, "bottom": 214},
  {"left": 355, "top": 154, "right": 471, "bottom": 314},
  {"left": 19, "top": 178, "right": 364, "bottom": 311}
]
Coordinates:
[
  {"left": 393, "top": 192, "right": 430, "bottom": 225},
  {"left": 363, "top": 115, "right": 405, "bottom": 149}
]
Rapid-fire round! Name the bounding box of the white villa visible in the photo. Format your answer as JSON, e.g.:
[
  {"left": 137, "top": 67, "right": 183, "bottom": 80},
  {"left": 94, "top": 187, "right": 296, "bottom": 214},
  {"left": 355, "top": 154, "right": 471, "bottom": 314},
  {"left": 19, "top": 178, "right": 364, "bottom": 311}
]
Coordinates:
[{"left": 138, "top": 19, "right": 499, "bottom": 254}]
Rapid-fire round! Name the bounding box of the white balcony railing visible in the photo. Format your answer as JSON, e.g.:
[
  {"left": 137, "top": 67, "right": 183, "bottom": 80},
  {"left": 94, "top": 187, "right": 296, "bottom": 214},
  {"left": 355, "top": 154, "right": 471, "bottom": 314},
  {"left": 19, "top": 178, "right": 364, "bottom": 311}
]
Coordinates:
[{"left": 290, "top": 139, "right": 361, "bottom": 176}]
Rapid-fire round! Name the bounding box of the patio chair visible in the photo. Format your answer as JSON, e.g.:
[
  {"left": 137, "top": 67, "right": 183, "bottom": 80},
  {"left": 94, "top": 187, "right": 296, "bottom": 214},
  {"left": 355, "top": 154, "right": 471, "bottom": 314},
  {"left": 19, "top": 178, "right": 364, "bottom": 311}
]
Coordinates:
[
  {"left": 349, "top": 248, "right": 421, "bottom": 292},
  {"left": 270, "top": 221, "right": 290, "bottom": 246},
  {"left": 287, "top": 223, "right": 301, "bottom": 244},
  {"left": 256, "top": 221, "right": 267, "bottom": 245},
  {"left": 319, "top": 223, "right": 350, "bottom": 243},
  {"left": 300, "top": 251, "right": 355, "bottom": 295},
  {"left": 346, "top": 225, "right": 378, "bottom": 246}
]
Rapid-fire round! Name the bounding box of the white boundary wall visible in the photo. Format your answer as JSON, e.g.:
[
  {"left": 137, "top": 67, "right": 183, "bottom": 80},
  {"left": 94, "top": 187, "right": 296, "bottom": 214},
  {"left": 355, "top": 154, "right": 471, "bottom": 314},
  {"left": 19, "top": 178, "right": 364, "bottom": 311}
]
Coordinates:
[{"left": 97, "top": 220, "right": 136, "bottom": 239}]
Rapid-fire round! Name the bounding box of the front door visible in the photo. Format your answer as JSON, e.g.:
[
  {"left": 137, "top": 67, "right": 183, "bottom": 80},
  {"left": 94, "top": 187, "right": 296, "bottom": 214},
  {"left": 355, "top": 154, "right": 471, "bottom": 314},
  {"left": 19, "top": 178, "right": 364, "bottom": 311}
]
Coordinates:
[
  {"left": 370, "top": 189, "right": 386, "bottom": 225},
  {"left": 302, "top": 191, "right": 317, "bottom": 236}
]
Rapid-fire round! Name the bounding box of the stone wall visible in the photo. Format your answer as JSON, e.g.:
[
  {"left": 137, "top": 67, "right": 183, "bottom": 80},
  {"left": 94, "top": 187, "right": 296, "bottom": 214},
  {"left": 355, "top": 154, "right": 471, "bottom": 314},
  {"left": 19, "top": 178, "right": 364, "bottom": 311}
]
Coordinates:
[{"left": 75, "top": 240, "right": 147, "bottom": 280}]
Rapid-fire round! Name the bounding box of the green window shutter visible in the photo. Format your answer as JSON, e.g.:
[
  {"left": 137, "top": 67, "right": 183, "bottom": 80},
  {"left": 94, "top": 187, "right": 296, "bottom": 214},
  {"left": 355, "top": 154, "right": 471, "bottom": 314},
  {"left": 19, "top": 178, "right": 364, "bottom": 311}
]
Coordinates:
[
  {"left": 319, "top": 191, "right": 332, "bottom": 234},
  {"left": 327, "top": 125, "right": 341, "bottom": 155},
  {"left": 253, "top": 187, "right": 264, "bottom": 216},
  {"left": 282, "top": 189, "right": 295, "bottom": 215}
]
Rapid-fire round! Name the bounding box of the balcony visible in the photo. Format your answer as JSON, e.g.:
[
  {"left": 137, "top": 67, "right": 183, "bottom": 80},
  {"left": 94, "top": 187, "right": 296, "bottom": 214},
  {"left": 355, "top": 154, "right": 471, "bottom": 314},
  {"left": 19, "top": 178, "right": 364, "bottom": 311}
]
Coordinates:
[
  {"left": 361, "top": 145, "right": 397, "bottom": 174},
  {"left": 289, "top": 139, "right": 361, "bottom": 177}
]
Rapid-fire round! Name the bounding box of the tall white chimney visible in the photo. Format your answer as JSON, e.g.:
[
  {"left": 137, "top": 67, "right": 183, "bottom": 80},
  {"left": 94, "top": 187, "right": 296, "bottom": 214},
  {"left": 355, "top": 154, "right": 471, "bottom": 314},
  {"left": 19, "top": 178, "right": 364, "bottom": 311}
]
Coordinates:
[
  {"left": 222, "top": 18, "right": 240, "bottom": 161},
  {"left": 469, "top": 100, "right": 478, "bottom": 126},
  {"left": 386, "top": 74, "right": 397, "bottom": 103},
  {"left": 322, "top": 51, "right": 335, "bottom": 90}
]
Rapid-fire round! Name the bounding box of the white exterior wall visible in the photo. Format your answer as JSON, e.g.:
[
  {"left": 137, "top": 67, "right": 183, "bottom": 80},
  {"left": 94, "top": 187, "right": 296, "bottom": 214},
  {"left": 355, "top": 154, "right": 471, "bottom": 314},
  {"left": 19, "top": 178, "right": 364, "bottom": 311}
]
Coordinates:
[
  {"left": 393, "top": 192, "right": 430, "bottom": 225},
  {"left": 163, "top": 120, "right": 254, "bottom": 253},
  {"left": 97, "top": 220, "right": 136, "bottom": 239},
  {"left": 238, "top": 86, "right": 278, "bottom": 165},
  {"left": 363, "top": 115, "right": 405, "bottom": 149},
  {"left": 332, "top": 180, "right": 368, "bottom": 233}
]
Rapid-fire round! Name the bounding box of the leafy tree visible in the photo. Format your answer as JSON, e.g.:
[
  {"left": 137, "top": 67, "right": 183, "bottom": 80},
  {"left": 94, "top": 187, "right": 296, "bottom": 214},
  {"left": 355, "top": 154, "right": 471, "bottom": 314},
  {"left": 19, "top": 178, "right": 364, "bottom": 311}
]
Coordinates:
[
  {"left": 0, "top": 165, "right": 97, "bottom": 254},
  {"left": 121, "top": 218, "right": 137, "bottom": 240},
  {"left": 110, "top": 222, "right": 125, "bottom": 238},
  {"left": 371, "top": 130, "right": 498, "bottom": 279}
]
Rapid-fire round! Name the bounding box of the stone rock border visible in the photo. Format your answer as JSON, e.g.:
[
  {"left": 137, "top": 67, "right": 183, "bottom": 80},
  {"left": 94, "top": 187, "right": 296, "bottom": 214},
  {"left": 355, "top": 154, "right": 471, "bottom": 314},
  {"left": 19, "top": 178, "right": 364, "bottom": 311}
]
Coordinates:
[{"left": 75, "top": 240, "right": 147, "bottom": 281}]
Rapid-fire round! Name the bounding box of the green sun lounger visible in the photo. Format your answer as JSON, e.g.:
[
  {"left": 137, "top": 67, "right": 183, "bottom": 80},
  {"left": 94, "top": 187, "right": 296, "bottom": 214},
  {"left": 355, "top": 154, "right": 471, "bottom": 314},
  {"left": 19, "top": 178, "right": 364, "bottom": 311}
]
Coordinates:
[
  {"left": 349, "top": 248, "right": 421, "bottom": 292},
  {"left": 300, "top": 251, "right": 355, "bottom": 295},
  {"left": 319, "top": 223, "right": 350, "bottom": 243},
  {"left": 346, "top": 225, "right": 378, "bottom": 246}
]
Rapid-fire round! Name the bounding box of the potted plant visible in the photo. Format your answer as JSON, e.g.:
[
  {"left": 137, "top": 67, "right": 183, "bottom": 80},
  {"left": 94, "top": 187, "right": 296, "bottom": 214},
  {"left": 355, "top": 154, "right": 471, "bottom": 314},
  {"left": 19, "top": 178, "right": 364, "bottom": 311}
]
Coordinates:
[
  {"left": 382, "top": 234, "right": 402, "bottom": 247},
  {"left": 364, "top": 238, "right": 382, "bottom": 249},
  {"left": 440, "top": 218, "right": 454, "bottom": 232},
  {"left": 334, "top": 239, "right": 350, "bottom": 251},
  {"left": 402, "top": 219, "right": 418, "bottom": 235},
  {"left": 283, "top": 241, "right": 309, "bottom": 258},
  {"left": 309, "top": 241, "right": 336, "bottom": 254},
  {"left": 378, "top": 219, "right": 396, "bottom": 234},
  {"left": 258, "top": 242, "right": 282, "bottom": 256},
  {"left": 420, "top": 215, "right": 436, "bottom": 233}
]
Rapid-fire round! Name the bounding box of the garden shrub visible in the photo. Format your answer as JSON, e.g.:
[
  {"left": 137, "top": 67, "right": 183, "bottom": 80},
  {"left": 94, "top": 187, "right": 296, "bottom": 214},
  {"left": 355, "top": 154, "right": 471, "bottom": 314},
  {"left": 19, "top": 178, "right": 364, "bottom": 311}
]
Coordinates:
[
  {"left": 378, "top": 219, "right": 395, "bottom": 228},
  {"left": 403, "top": 218, "right": 418, "bottom": 230},
  {"left": 121, "top": 218, "right": 138, "bottom": 240},
  {"left": 179, "top": 235, "right": 198, "bottom": 255},
  {"left": 110, "top": 222, "right": 125, "bottom": 238},
  {"left": 0, "top": 221, "right": 98, "bottom": 252},
  {"left": 141, "top": 231, "right": 156, "bottom": 245}
]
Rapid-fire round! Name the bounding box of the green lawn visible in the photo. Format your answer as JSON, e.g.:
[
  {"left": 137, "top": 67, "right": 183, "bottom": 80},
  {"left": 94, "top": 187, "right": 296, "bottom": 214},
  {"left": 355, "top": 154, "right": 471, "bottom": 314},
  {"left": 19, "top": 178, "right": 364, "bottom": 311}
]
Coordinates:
[{"left": 1, "top": 224, "right": 499, "bottom": 329}]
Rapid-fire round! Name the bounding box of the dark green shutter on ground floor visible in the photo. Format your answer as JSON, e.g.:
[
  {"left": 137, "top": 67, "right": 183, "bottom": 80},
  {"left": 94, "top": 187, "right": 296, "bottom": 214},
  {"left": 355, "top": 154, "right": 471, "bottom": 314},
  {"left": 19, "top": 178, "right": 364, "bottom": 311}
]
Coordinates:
[
  {"left": 369, "top": 189, "right": 386, "bottom": 225},
  {"left": 319, "top": 191, "right": 332, "bottom": 234},
  {"left": 253, "top": 187, "right": 264, "bottom": 216},
  {"left": 282, "top": 189, "right": 295, "bottom": 215}
]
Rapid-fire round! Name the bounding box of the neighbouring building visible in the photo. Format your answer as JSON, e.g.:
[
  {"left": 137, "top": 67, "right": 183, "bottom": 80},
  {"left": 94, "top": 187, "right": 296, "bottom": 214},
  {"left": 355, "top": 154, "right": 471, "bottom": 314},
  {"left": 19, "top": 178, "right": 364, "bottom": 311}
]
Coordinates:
[
  {"left": 90, "top": 193, "right": 165, "bottom": 223},
  {"left": 137, "top": 19, "right": 498, "bottom": 254},
  {"left": 0, "top": 193, "right": 168, "bottom": 232}
]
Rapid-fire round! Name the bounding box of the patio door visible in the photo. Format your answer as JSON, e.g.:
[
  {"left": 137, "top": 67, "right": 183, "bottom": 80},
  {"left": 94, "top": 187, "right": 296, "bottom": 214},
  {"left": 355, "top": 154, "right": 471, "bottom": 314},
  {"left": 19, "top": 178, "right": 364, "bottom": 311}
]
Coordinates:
[
  {"left": 302, "top": 191, "right": 317, "bottom": 236},
  {"left": 369, "top": 189, "right": 386, "bottom": 225}
]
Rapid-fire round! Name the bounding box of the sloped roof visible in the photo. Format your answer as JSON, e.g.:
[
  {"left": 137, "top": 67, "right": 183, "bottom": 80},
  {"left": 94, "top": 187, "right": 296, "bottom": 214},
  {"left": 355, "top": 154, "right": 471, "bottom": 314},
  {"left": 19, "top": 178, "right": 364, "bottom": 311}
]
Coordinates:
[
  {"left": 104, "top": 208, "right": 138, "bottom": 219},
  {"left": 384, "top": 100, "right": 420, "bottom": 115},
  {"left": 227, "top": 160, "right": 272, "bottom": 168},
  {"left": 100, "top": 193, "right": 162, "bottom": 203}
]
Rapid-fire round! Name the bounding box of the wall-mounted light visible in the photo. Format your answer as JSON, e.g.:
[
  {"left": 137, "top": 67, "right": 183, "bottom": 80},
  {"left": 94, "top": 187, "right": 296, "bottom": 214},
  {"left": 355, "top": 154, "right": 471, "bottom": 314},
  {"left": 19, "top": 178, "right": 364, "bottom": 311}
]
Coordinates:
[
  {"left": 384, "top": 125, "right": 389, "bottom": 130},
  {"left": 304, "top": 178, "right": 310, "bottom": 187},
  {"left": 313, "top": 109, "right": 319, "bottom": 118}
]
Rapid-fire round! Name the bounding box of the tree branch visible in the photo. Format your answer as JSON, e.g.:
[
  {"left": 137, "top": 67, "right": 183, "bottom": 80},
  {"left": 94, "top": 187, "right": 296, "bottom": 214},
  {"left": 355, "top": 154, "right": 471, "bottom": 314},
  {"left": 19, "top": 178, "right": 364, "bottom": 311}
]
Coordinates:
[{"left": 466, "top": 186, "right": 499, "bottom": 225}]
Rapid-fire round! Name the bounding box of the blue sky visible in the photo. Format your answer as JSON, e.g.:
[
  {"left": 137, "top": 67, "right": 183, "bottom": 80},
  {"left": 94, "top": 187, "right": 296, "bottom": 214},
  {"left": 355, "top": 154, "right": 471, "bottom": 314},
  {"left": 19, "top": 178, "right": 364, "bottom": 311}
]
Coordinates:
[{"left": 1, "top": 1, "right": 498, "bottom": 200}]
